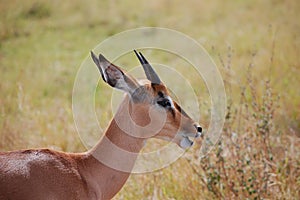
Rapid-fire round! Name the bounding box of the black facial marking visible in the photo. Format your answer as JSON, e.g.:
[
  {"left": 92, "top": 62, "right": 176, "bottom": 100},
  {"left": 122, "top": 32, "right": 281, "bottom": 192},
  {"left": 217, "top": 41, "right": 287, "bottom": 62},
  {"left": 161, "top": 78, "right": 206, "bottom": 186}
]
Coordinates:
[
  {"left": 174, "top": 102, "right": 190, "bottom": 118},
  {"left": 156, "top": 91, "right": 175, "bottom": 117},
  {"left": 170, "top": 108, "right": 176, "bottom": 118},
  {"left": 157, "top": 96, "right": 175, "bottom": 118},
  {"left": 157, "top": 98, "right": 171, "bottom": 107},
  {"left": 158, "top": 91, "right": 164, "bottom": 98},
  {"left": 197, "top": 126, "right": 202, "bottom": 132}
]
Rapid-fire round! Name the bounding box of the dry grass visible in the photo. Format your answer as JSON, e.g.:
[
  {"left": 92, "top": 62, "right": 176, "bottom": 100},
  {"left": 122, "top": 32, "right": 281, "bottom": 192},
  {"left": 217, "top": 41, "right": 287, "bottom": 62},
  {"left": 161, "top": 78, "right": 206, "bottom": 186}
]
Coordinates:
[{"left": 0, "top": 0, "right": 299, "bottom": 199}]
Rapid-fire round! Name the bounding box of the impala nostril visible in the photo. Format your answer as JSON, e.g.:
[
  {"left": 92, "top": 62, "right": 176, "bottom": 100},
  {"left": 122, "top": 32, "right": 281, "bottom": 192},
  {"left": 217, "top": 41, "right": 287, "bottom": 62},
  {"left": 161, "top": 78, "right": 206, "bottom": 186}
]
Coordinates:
[{"left": 197, "top": 126, "right": 202, "bottom": 133}]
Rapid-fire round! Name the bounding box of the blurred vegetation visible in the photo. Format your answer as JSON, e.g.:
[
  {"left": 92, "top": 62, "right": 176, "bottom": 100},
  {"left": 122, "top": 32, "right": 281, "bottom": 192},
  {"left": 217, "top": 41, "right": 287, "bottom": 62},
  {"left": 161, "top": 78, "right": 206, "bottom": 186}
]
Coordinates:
[{"left": 0, "top": 0, "right": 299, "bottom": 199}]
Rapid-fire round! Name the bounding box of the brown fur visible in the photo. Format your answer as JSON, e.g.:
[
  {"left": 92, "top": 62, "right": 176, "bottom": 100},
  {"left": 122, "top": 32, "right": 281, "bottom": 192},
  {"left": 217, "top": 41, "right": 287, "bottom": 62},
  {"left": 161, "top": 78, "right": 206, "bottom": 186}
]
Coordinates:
[{"left": 0, "top": 54, "right": 201, "bottom": 199}]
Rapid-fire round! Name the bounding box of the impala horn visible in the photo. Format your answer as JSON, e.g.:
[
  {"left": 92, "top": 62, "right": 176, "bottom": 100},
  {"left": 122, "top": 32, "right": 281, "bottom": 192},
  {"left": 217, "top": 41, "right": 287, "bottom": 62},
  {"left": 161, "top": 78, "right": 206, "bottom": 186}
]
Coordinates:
[{"left": 134, "top": 50, "right": 161, "bottom": 84}]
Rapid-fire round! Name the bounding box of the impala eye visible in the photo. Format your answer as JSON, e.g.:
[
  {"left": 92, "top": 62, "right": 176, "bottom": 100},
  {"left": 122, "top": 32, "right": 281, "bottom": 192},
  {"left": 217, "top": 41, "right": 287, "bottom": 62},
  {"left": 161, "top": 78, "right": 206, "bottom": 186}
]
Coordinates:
[{"left": 157, "top": 99, "right": 171, "bottom": 107}]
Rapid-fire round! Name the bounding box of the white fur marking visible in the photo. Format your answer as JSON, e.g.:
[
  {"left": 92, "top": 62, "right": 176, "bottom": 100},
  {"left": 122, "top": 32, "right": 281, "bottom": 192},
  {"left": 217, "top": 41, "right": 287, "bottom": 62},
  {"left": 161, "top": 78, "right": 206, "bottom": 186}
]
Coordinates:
[
  {"left": 101, "top": 68, "right": 108, "bottom": 82},
  {"left": 166, "top": 96, "right": 175, "bottom": 109},
  {"left": 99, "top": 60, "right": 109, "bottom": 82},
  {"left": 180, "top": 137, "right": 192, "bottom": 149}
]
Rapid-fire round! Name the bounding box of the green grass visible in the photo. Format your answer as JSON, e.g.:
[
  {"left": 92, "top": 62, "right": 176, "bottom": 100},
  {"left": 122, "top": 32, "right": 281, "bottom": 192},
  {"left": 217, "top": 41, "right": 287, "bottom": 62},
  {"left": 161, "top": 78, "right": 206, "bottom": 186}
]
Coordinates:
[{"left": 0, "top": 0, "right": 299, "bottom": 199}]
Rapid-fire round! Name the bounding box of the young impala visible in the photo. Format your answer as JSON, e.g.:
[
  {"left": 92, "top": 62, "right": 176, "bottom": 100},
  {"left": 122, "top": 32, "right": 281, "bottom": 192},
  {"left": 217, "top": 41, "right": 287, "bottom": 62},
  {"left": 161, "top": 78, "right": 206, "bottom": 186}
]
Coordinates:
[{"left": 0, "top": 50, "right": 202, "bottom": 200}]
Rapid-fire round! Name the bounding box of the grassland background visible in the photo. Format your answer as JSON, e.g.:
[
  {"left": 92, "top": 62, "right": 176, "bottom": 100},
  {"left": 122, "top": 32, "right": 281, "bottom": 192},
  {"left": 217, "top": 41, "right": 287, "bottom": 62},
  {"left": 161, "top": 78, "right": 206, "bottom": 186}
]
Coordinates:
[{"left": 0, "top": 0, "right": 299, "bottom": 199}]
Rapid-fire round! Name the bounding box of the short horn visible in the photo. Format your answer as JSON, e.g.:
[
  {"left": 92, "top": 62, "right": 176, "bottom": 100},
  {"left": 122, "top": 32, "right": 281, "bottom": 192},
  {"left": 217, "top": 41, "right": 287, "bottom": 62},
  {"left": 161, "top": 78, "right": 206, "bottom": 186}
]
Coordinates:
[{"left": 134, "top": 50, "right": 161, "bottom": 84}]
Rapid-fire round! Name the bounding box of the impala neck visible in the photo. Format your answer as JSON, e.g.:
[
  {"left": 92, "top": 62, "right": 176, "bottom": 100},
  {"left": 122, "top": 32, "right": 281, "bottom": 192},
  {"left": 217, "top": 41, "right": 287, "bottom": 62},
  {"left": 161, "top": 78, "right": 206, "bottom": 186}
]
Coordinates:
[
  {"left": 81, "top": 96, "right": 146, "bottom": 199},
  {"left": 89, "top": 118, "right": 146, "bottom": 167},
  {"left": 90, "top": 95, "right": 146, "bottom": 162}
]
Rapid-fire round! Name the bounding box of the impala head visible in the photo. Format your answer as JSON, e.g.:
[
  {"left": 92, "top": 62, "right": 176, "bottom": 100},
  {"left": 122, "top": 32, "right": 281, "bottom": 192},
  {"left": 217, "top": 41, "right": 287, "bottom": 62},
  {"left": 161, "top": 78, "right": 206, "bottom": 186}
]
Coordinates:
[{"left": 91, "top": 50, "right": 203, "bottom": 149}]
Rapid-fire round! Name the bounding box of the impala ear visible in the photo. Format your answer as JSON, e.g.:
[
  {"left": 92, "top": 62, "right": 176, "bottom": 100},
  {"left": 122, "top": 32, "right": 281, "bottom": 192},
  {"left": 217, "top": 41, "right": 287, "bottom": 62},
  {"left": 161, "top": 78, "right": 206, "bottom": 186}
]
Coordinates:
[
  {"left": 91, "top": 51, "right": 139, "bottom": 95},
  {"left": 134, "top": 50, "right": 162, "bottom": 85}
]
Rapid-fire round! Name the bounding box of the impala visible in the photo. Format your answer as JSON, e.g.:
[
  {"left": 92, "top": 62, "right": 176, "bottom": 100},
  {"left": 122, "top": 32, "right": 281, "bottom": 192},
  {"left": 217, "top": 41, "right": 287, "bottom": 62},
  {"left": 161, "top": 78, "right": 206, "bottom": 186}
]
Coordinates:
[{"left": 0, "top": 50, "right": 202, "bottom": 200}]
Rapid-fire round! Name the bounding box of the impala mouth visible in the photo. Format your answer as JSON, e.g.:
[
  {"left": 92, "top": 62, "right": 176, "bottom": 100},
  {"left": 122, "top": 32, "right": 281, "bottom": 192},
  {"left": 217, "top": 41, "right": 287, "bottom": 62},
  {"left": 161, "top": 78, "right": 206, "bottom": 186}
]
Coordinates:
[
  {"left": 179, "top": 126, "right": 203, "bottom": 149},
  {"left": 180, "top": 136, "right": 194, "bottom": 149}
]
